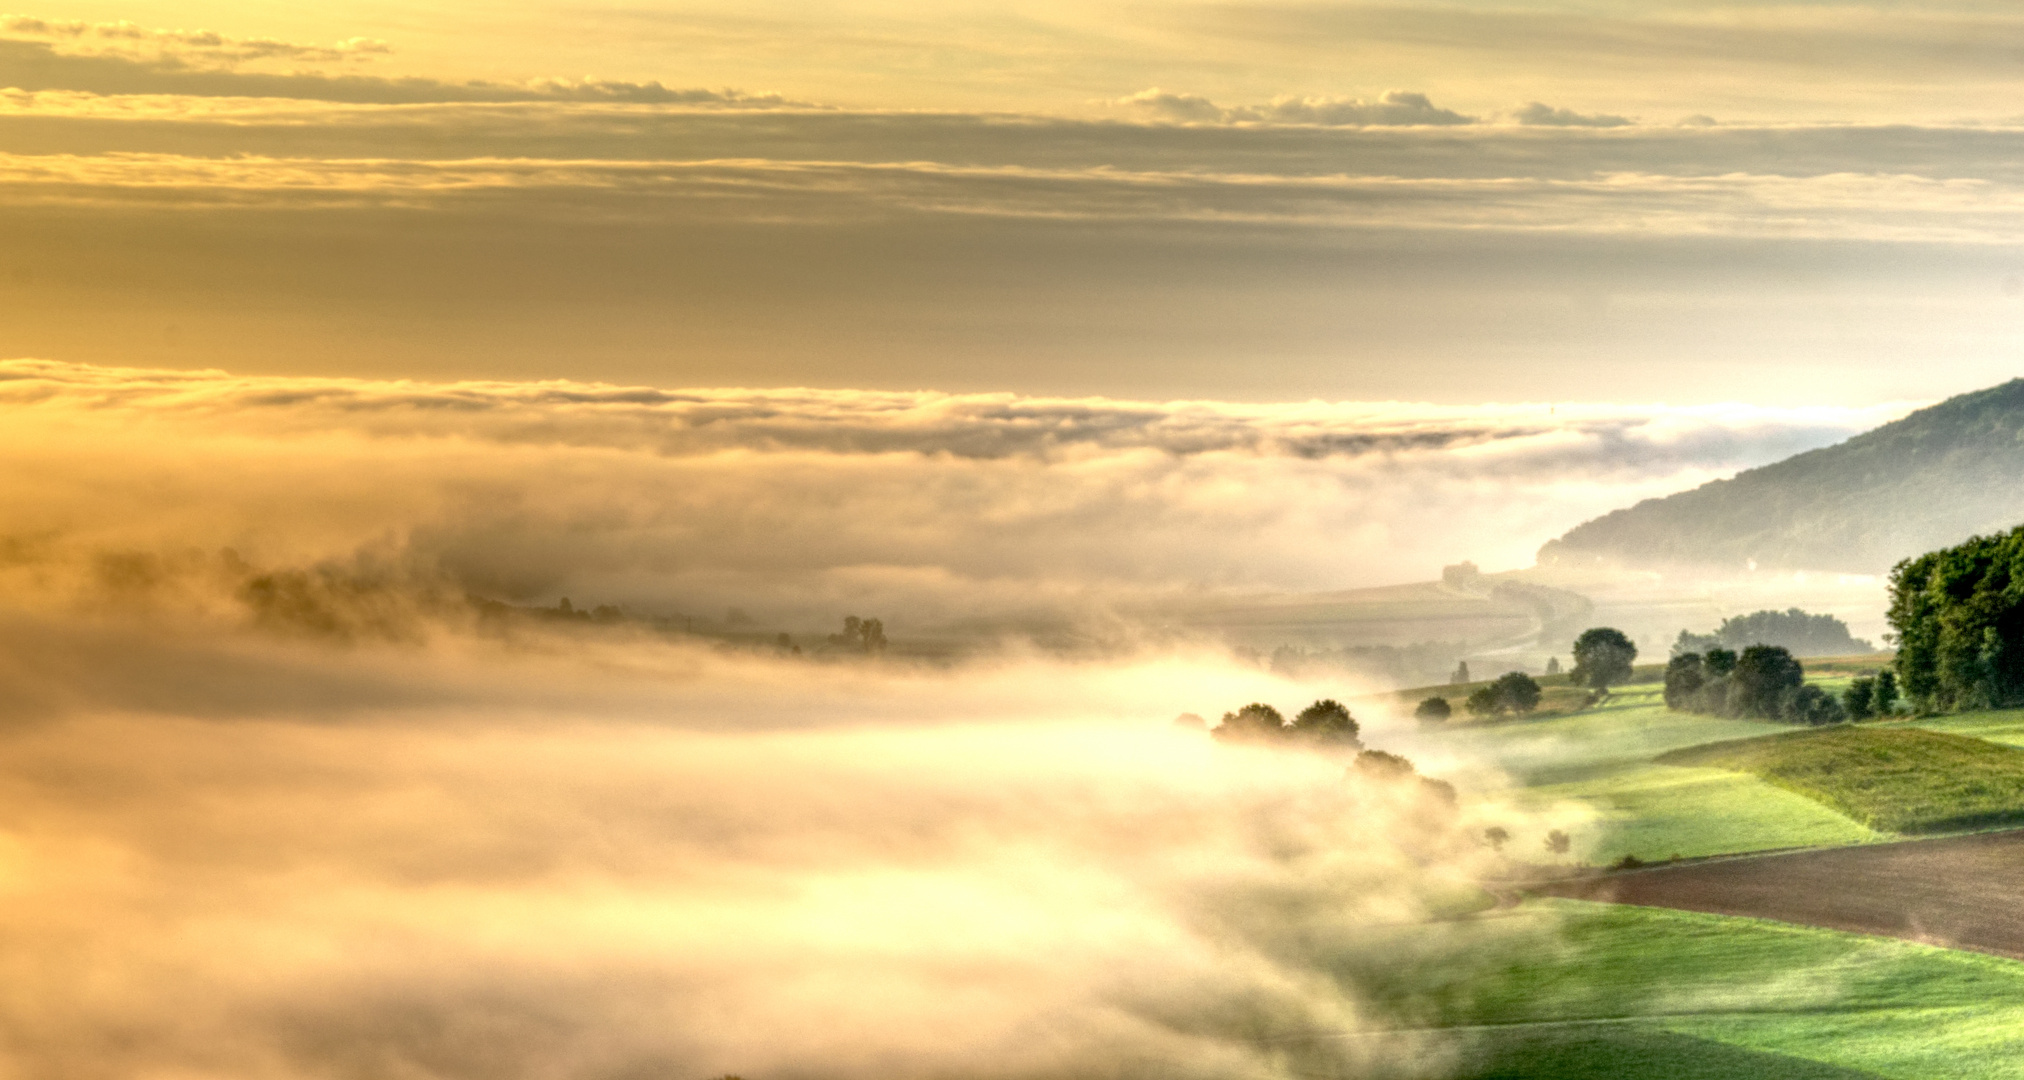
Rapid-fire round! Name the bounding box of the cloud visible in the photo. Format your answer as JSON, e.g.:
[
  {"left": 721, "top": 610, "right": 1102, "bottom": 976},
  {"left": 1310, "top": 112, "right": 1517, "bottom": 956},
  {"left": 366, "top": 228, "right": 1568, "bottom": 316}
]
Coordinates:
[
  {"left": 1113, "top": 86, "right": 1226, "bottom": 123},
  {"left": 0, "top": 35, "right": 794, "bottom": 106},
  {"left": 1115, "top": 87, "right": 1475, "bottom": 127},
  {"left": 0, "top": 581, "right": 1557, "bottom": 1078},
  {"left": 0, "top": 14, "right": 391, "bottom": 66},
  {"left": 1512, "top": 101, "right": 1633, "bottom": 128},
  {"left": 0, "top": 360, "right": 1907, "bottom": 633},
  {"left": 1239, "top": 90, "right": 1476, "bottom": 126}
]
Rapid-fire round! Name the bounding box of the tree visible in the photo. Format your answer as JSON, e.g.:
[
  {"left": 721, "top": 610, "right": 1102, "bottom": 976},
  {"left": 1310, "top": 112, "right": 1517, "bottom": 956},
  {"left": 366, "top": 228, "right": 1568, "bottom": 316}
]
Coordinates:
[
  {"left": 1211, "top": 703, "right": 1285, "bottom": 743},
  {"left": 1464, "top": 685, "right": 1501, "bottom": 718},
  {"left": 1887, "top": 526, "right": 2024, "bottom": 712},
  {"left": 1703, "top": 647, "right": 1738, "bottom": 677},
  {"left": 831, "top": 615, "right": 888, "bottom": 654},
  {"left": 1353, "top": 749, "right": 1417, "bottom": 779},
  {"left": 1873, "top": 668, "right": 1899, "bottom": 716},
  {"left": 1545, "top": 656, "right": 1561, "bottom": 676},
  {"left": 1414, "top": 696, "right": 1452, "bottom": 725},
  {"left": 1545, "top": 829, "right": 1571, "bottom": 856},
  {"left": 1730, "top": 644, "right": 1804, "bottom": 719},
  {"left": 1290, "top": 699, "right": 1362, "bottom": 748},
  {"left": 1569, "top": 627, "right": 1638, "bottom": 693},
  {"left": 1780, "top": 683, "right": 1845, "bottom": 726},
  {"left": 1483, "top": 826, "right": 1510, "bottom": 851},
  {"left": 1451, "top": 660, "right": 1471, "bottom": 685},
  {"left": 1664, "top": 653, "right": 1705, "bottom": 709},
  {"left": 1492, "top": 671, "right": 1543, "bottom": 714},
  {"left": 1842, "top": 676, "right": 1875, "bottom": 721}
]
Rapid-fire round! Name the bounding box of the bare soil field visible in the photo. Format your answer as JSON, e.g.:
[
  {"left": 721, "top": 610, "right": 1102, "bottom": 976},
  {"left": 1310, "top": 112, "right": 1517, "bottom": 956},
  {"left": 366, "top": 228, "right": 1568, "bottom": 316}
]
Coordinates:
[{"left": 1536, "top": 829, "right": 2024, "bottom": 958}]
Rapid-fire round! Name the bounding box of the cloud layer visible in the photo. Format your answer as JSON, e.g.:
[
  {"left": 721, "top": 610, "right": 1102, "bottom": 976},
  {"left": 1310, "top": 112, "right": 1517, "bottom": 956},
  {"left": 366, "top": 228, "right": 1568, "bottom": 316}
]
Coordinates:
[{"left": 0, "top": 360, "right": 1906, "bottom": 636}]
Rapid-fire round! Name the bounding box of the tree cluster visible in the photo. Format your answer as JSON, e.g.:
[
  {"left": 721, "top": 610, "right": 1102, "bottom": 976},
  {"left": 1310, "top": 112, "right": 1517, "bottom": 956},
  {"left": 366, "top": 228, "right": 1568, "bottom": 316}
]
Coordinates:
[
  {"left": 1464, "top": 671, "right": 1542, "bottom": 718},
  {"left": 1209, "top": 700, "right": 1363, "bottom": 749},
  {"left": 1663, "top": 644, "right": 1844, "bottom": 725},
  {"left": 828, "top": 615, "right": 887, "bottom": 654},
  {"left": 1672, "top": 607, "right": 1874, "bottom": 657},
  {"left": 1887, "top": 525, "right": 2024, "bottom": 712}
]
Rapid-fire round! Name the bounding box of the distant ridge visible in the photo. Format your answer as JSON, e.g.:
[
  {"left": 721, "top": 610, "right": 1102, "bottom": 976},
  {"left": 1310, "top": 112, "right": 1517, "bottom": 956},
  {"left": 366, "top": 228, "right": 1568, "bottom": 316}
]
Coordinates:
[{"left": 1539, "top": 378, "right": 2024, "bottom": 574}]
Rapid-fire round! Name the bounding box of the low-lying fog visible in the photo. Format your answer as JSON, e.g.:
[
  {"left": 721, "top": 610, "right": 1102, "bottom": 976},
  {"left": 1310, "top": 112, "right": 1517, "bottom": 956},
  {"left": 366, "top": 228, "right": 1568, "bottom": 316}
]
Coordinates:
[{"left": 0, "top": 360, "right": 1900, "bottom": 1077}]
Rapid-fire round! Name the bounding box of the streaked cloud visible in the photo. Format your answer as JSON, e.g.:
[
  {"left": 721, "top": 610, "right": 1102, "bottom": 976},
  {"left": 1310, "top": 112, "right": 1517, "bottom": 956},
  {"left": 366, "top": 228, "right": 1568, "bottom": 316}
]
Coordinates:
[{"left": 1115, "top": 86, "right": 1476, "bottom": 126}]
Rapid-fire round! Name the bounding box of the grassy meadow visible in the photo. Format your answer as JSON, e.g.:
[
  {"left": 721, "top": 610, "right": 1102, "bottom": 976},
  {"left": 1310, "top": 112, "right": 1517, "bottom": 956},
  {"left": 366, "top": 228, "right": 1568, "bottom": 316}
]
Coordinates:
[
  {"left": 1356, "top": 653, "right": 2024, "bottom": 1078},
  {"left": 1659, "top": 727, "right": 2024, "bottom": 833},
  {"left": 1401, "top": 900, "right": 2024, "bottom": 1079},
  {"left": 1399, "top": 682, "right": 1882, "bottom": 863}
]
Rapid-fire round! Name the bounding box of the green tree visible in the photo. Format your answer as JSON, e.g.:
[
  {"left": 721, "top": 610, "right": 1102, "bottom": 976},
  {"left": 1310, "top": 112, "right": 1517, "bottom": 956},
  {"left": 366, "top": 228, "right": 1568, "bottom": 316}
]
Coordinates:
[
  {"left": 1887, "top": 526, "right": 2024, "bottom": 711},
  {"left": 1545, "top": 829, "right": 1571, "bottom": 856},
  {"left": 1731, "top": 645, "right": 1804, "bottom": 719},
  {"left": 1464, "top": 685, "right": 1501, "bottom": 718},
  {"left": 1780, "top": 683, "right": 1846, "bottom": 726},
  {"left": 1290, "top": 699, "right": 1362, "bottom": 748},
  {"left": 1704, "top": 647, "right": 1738, "bottom": 677},
  {"left": 1842, "top": 675, "right": 1876, "bottom": 721},
  {"left": 1569, "top": 627, "right": 1639, "bottom": 693},
  {"left": 1211, "top": 703, "right": 1285, "bottom": 743},
  {"left": 1414, "top": 696, "right": 1451, "bottom": 725},
  {"left": 1664, "top": 653, "right": 1705, "bottom": 709},
  {"left": 1353, "top": 749, "right": 1417, "bottom": 779},
  {"left": 1492, "top": 671, "right": 1543, "bottom": 714},
  {"left": 1873, "top": 668, "right": 1899, "bottom": 716}
]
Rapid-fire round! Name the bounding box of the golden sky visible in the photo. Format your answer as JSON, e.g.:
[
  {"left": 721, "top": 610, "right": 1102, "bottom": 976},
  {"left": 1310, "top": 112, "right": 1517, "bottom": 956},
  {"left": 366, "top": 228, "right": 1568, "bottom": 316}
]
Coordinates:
[{"left": 0, "top": 2, "right": 2019, "bottom": 401}]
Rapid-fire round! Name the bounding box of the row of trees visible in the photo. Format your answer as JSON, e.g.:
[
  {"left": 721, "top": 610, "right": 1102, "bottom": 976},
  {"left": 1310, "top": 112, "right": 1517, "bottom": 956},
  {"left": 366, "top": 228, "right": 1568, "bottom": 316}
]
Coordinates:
[
  {"left": 1664, "top": 644, "right": 1844, "bottom": 725},
  {"left": 1673, "top": 608, "right": 1875, "bottom": 657}
]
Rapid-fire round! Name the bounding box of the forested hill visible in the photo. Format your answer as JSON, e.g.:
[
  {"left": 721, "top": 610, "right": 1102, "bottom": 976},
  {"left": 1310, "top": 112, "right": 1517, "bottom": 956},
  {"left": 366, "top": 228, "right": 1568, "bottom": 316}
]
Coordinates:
[{"left": 1538, "top": 378, "right": 2024, "bottom": 574}]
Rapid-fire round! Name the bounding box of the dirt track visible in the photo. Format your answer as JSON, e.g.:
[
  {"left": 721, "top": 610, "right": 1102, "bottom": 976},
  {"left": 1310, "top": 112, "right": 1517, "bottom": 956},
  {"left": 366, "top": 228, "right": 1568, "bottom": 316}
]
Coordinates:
[{"left": 1536, "top": 829, "right": 2024, "bottom": 958}]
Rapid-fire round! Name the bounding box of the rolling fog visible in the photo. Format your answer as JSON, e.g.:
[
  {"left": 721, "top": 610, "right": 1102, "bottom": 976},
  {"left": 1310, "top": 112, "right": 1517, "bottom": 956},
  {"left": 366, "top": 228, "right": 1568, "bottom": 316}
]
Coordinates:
[{"left": 0, "top": 359, "right": 1889, "bottom": 1077}]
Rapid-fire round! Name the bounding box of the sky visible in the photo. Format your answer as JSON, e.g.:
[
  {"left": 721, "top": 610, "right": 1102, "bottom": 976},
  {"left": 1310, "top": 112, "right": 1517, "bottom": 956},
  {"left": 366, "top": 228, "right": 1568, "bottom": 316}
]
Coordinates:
[{"left": 0, "top": 2, "right": 2019, "bottom": 401}]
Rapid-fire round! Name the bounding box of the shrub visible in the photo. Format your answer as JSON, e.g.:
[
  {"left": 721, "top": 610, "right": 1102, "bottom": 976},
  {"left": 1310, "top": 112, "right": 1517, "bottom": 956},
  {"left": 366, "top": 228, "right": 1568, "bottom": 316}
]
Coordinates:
[{"left": 1414, "top": 696, "right": 1452, "bottom": 725}]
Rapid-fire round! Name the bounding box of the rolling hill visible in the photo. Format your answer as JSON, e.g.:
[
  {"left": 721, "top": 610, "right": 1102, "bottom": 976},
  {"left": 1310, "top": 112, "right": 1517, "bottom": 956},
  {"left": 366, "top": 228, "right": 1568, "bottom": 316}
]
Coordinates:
[{"left": 1539, "top": 378, "right": 2024, "bottom": 573}]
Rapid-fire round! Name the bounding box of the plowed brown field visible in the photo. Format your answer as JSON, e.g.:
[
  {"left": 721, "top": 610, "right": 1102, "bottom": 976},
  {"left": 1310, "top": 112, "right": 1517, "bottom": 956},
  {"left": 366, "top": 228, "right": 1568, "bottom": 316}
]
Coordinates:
[{"left": 1536, "top": 829, "right": 2024, "bottom": 958}]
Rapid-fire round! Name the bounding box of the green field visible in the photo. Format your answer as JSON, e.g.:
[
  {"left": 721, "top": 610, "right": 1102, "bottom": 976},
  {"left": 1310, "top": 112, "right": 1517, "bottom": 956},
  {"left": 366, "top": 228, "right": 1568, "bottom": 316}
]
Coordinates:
[
  {"left": 1411, "top": 900, "right": 2024, "bottom": 1079},
  {"left": 1517, "top": 763, "right": 1877, "bottom": 863},
  {"left": 1401, "top": 684, "right": 1881, "bottom": 860},
  {"left": 1657, "top": 726, "right": 2024, "bottom": 833},
  {"left": 1363, "top": 664, "right": 2024, "bottom": 1078},
  {"left": 1269, "top": 900, "right": 2024, "bottom": 1078},
  {"left": 1904, "top": 707, "right": 2024, "bottom": 748}
]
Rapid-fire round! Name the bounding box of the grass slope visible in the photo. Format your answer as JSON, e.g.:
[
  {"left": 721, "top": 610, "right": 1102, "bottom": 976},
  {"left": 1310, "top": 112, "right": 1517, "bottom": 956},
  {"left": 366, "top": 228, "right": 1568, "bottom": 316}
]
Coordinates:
[
  {"left": 1657, "top": 727, "right": 2024, "bottom": 833},
  {"left": 1519, "top": 764, "right": 1877, "bottom": 864},
  {"left": 1395, "top": 684, "right": 1878, "bottom": 860},
  {"left": 1405, "top": 900, "right": 2024, "bottom": 1079}
]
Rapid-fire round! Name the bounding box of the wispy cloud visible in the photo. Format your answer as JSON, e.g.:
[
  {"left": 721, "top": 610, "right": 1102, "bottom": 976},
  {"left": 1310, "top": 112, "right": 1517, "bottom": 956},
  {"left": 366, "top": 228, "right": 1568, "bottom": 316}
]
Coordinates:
[{"left": 1114, "top": 87, "right": 1476, "bottom": 126}]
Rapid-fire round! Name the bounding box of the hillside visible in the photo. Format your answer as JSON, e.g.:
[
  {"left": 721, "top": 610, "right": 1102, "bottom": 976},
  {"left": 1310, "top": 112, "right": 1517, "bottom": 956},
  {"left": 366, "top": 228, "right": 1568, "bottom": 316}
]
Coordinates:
[{"left": 1539, "top": 379, "right": 2024, "bottom": 573}]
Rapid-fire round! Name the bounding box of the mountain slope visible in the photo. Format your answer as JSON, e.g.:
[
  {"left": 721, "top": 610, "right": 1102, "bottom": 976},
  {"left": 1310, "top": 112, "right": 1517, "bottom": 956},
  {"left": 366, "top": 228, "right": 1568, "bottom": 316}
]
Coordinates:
[{"left": 1539, "top": 379, "right": 2024, "bottom": 574}]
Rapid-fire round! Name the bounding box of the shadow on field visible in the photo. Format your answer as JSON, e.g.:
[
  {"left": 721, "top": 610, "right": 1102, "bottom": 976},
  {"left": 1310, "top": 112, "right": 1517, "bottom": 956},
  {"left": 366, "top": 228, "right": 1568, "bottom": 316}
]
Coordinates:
[{"left": 1444, "top": 1025, "right": 1886, "bottom": 1079}]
